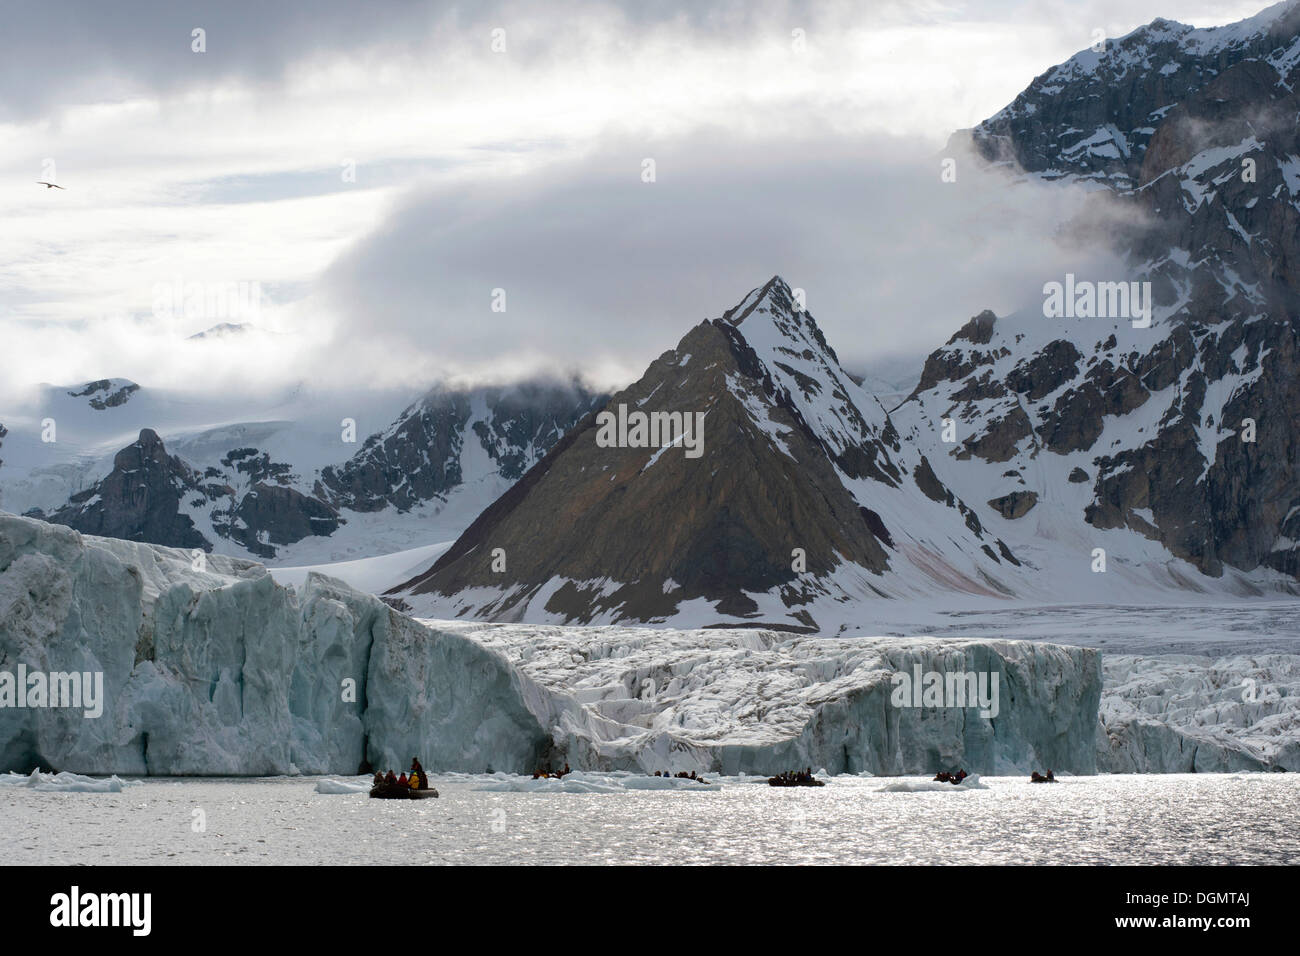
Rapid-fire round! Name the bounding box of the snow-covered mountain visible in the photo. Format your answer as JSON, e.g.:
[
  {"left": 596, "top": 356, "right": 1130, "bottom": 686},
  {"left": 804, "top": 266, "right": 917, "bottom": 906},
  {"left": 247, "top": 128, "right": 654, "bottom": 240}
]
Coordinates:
[
  {"left": 0, "top": 377, "right": 604, "bottom": 565},
  {"left": 8, "top": 3, "right": 1300, "bottom": 621},
  {"left": 914, "top": 0, "right": 1300, "bottom": 588}
]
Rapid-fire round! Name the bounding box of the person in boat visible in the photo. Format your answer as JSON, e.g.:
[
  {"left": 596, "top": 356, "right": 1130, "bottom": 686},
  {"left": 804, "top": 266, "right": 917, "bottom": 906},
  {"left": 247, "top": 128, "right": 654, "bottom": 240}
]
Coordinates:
[
  {"left": 1046, "top": 770, "right": 1055, "bottom": 782},
  {"left": 954, "top": 769, "right": 967, "bottom": 783},
  {"left": 1031, "top": 771, "right": 1044, "bottom": 783},
  {"left": 397, "top": 772, "right": 408, "bottom": 787},
  {"left": 385, "top": 770, "right": 397, "bottom": 786},
  {"left": 373, "top": 771, "right": 384, "bottom": 787},
  {"left": 410, "top": 758, "right": 424, "bottom": 789}
]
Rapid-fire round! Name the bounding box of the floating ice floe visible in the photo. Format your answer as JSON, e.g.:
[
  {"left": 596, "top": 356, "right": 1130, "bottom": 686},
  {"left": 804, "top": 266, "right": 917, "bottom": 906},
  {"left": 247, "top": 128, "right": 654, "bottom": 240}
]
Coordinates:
[
  {"left": 0, "top": 769, "right": 134, "bottom": 793},
  {"left": 877, "top": 774, "right": 988, "bottom": 793},
  {"left": 314, "top": 777, "right": 371, "bottom": 794}
]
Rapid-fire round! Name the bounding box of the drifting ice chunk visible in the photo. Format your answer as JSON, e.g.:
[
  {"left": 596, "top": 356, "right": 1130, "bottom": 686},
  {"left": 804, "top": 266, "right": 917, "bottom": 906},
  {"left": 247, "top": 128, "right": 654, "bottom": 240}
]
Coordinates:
[
  {"left": 0, "top": 769, "right": 133, "bottom": 792},
  {"left": 876, "top": 774, "right": 988, "bottom": 792}
]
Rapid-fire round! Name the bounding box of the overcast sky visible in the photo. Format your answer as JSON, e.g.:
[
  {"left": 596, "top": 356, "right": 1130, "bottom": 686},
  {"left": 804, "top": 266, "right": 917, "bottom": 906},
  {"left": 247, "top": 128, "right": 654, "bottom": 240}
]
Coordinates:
[{"left": 0, "top": 0, "right": 1272, "bottom": 400}]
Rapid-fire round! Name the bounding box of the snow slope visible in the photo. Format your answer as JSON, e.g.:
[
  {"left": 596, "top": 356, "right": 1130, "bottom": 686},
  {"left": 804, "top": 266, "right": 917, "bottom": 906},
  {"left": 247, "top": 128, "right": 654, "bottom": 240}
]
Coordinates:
[{"left": 268, "top": 540, "right": 452, "bottom": 594}]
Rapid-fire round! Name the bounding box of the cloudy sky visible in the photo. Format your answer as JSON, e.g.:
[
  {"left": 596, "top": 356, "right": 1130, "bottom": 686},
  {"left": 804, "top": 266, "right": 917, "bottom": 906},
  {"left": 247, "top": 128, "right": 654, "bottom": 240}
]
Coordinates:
[{"left": 0, "top": 0, "right": 1270, "bottom": 400}]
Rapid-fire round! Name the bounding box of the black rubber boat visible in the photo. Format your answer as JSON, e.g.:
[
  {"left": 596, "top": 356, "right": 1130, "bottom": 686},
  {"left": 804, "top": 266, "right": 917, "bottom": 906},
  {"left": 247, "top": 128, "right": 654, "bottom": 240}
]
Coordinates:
[
  {"left": 767, "top": 776, "right": 825, "bottom": 787},
  {"left": 369, "top": 782, "right": 439, "bottom": 799}
]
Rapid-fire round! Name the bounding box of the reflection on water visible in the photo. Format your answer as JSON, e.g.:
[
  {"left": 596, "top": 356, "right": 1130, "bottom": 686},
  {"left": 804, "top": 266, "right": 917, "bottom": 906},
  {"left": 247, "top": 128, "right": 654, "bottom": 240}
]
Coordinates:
[{"left": 3, "top": 772, "right": 1298, "bottom": 865}]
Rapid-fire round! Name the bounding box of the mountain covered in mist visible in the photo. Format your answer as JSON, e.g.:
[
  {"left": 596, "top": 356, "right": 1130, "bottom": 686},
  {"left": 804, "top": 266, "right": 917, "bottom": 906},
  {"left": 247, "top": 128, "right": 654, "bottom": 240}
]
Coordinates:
[
  {"left": 926, "top": 0, "right": 1300, "bottom": 582},
  {"left": 0, "top": 378, "right": 604, "bottom": 563}
]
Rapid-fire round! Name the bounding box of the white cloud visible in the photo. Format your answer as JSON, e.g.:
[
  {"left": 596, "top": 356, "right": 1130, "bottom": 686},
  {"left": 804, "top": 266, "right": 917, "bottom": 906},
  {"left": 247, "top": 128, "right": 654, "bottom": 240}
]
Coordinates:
[{"left": 0, "top": 0, "right": 1273, "bottom": 401}]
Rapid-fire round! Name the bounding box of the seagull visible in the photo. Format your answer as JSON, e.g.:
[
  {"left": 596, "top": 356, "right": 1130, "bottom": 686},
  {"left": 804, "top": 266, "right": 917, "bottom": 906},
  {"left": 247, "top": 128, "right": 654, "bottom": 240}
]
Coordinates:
[{"left": 36, "top": 181, "right": 65, "bottom": 190}]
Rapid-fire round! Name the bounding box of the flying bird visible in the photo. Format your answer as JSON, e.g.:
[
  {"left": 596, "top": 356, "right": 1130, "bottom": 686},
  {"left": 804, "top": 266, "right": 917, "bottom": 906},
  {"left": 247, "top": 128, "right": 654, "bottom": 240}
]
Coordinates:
[{"left": 36, "top": 181, "right": 65, "bottom": 190}]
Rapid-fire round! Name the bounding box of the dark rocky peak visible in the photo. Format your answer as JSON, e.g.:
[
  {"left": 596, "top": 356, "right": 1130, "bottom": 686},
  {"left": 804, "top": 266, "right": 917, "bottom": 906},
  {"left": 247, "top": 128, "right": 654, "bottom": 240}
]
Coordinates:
[
  {"left": 66, "top": 378, "right": 140, "bottom": 410},
  {"left": 48, "top": 428, "right": 211, "bottom": 551},
  {"left": 950, "top": 310, "right": 998, "bottom": 346},
  {"left": 962, "top": 1, "right": 1300, "bottom": 190},
  {"left": 316, "top": 378, "right": 605, "bottom": 514}
]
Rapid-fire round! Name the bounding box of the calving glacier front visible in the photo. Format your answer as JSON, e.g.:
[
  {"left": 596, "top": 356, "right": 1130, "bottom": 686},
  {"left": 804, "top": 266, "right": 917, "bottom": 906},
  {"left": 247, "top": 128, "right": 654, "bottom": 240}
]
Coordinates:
[{"left": 1, "top": 513, "right": 1104, "bottom": 775}]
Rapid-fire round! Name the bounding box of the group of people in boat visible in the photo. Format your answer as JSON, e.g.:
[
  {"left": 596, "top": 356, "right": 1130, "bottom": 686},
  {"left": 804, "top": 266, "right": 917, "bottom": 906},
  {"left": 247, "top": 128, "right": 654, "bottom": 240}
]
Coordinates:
[
  {"left": 652, "top": 769, "right": 710, "bottom": 785},
  {"left": 532, "top": 763, "right": 571, "bottom": 779},
  {"left": 772, "top": 768, "right": 819, "bottom": 785},
  {"left": 373, "top": 757, "right": 428, "bottom": 790},
  {"left": 1030, "top": 770, "right": 1057, "bottom": 783},
  {"left": 933, "top": 769, "right": 969, "bottom": 784}
]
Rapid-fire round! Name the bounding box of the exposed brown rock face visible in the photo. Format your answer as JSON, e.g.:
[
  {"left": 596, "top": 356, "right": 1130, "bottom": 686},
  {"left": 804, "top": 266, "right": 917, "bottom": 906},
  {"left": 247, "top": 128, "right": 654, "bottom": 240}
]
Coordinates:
[
  {"left": 395, "top": 315, "right": 891, "bottom": 624},
  {"left": 956, "top": 406, "right": 1032, "bottom": 463}
]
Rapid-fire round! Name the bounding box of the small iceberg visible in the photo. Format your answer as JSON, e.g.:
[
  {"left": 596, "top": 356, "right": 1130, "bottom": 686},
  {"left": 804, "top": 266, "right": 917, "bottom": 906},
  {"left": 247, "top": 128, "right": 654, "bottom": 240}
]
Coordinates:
[
  {"left": 877, "top": 774, "right": 988, "bottom": 793},
  {"left": 315, "top": 777, "right": 371, "bottom": 794},
  {"left": 1, "top": 769, "right": 134, "bottom": 793}
]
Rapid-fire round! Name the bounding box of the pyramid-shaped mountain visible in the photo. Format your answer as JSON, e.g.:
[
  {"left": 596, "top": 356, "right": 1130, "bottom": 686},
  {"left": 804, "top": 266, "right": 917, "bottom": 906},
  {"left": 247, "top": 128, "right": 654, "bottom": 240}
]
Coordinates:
[{"left": 389, "top": 277, "right": 1024, "bottom": 630}]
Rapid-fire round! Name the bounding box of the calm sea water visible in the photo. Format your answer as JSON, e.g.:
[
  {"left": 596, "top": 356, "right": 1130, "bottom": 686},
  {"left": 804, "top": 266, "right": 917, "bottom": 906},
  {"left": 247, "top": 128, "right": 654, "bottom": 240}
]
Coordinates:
[{"left": 4, "top": 773, "right": 1298, "bottom": 865}]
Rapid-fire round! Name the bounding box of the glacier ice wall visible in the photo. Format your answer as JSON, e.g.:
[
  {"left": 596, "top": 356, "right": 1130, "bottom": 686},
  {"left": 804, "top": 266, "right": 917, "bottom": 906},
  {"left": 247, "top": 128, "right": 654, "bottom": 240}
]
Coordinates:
[{"left": 0, "top": 514, "right": 554, "bottom": 775}]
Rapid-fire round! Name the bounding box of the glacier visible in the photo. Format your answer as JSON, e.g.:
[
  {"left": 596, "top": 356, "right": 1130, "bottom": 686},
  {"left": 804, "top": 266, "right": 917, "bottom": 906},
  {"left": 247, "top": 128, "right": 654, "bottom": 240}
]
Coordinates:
[
  {"left": 1099, "top": 653, "right": 1300, "bottom": 772},
  {"left": 433, "top": 620, "right": 1102, "bottom": 776},
  {"left": 3, "top": 511, "right": 1296, "bottom": 777},
  {"left": 2, "top": 513, "right": 1107, "bottom": 776}
]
